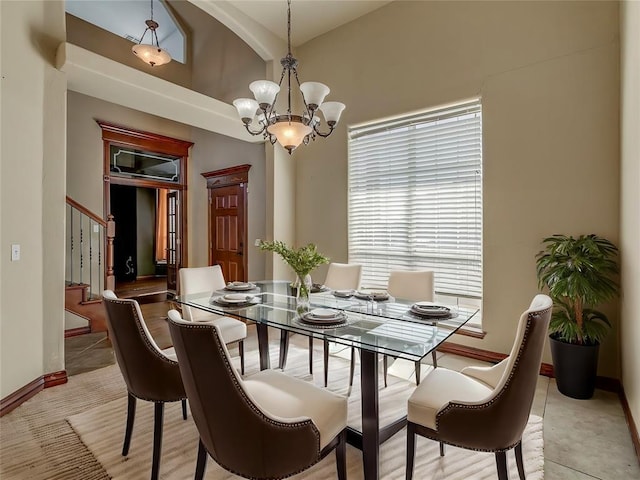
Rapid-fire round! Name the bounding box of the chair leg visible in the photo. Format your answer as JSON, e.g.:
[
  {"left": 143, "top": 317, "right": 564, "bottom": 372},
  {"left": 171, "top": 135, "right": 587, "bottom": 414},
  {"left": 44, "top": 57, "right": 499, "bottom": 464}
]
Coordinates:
[
  {"left": 182, "top": 399, "right": 188, "bottom": 420},
  {"left": 515, "top": 441, "right": 526, "bottom": 480},
  {"left": 495, "top": 451, "right": 509, "bottom": 480},
  {"left": 383, "top": 355, "right": 388, "bottom": 388},
  {"left": 406, "top": 422, "right": 416, "bottom": 480},
  {"left": 335, "top": 430, "right": 347, "bottom": 480},
  {"left": 415, "top": 360, "right": 421, "bottom": 386},
  {"left": 323, "top": 339, "right": 329, "bottom": 387},
  {"left": 308, "top": 336, "right": 314, "bottom": 374},
  {"left": 151, "top": 402, "right": 164, "bottom": 480},
  {"left": 122, "top": 392, "right": 136, "bottom": 456},
  {"left": 432, "top": 349, "right": 438, "bottom": 368},
  {"left": 239, "top": 340, "right": 245, "bottom": 375},
  {"left": 439, "top": 442, "right": 445, "bottom": 456},
  {"left": 195, "top": 439, "right": 208, "bottom": 480},
  {"left": 349, "top": 347, "right": 356, "bottom": 387}
]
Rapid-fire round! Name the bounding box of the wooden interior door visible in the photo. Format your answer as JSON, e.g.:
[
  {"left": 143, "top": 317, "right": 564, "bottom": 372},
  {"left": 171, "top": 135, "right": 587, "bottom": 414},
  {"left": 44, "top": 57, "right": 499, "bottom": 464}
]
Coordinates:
[
  {"left": 166, "top": 191, "right": 178, "bottom": 291},
  {"left": 202, "top": 165, "right": 251, "bottom": 282},
  {"left": 210, "top": 184, "right": 246, "bottom": 281}
]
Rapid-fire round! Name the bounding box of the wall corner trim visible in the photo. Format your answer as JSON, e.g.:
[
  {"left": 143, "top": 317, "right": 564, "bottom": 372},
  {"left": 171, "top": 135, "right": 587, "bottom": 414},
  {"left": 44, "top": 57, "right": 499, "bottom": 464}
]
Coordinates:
[
  {"left": 0, "top": 377, "right": 44, "bottom": 417},
  {"left": 1, "top": 370, "right": 69, "bottom": 417}
]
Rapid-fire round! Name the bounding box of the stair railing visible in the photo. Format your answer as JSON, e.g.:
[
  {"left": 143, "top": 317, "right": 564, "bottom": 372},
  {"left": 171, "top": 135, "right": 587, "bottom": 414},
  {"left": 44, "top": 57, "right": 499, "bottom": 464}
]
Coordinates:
[{"left": 66, "top": 196, "right": 115, "bottom": 299}]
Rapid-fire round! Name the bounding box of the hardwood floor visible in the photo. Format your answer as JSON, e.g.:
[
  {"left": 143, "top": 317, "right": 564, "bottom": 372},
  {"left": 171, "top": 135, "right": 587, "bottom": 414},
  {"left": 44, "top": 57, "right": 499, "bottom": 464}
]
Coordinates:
[{"left": 115, "top": 277, "right": 168, "bottom": 304}]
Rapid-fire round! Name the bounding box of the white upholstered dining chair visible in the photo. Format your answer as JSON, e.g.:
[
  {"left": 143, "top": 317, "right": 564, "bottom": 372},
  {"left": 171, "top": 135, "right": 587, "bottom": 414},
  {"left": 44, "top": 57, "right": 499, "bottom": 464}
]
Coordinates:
[
  {"left": 280, "top": 262, "right": 363, "bottom": 387},
  {"left": 167, "top": 310, "right": 348, "bottom": 480},
  {"left": 345, "top": 269, "right": 437, "bottom": 388},
  {"left": 406, "top": 294, "right": 552, "bottom": 480},
  {"left": 179, "top": 266, "right": 248, "bottom": 374},
  {"left": 385, "top": 269, "right": 436, "bottom": 386},
  {"left": 319, "top": 263, "right": 363, "bottom": 387}
]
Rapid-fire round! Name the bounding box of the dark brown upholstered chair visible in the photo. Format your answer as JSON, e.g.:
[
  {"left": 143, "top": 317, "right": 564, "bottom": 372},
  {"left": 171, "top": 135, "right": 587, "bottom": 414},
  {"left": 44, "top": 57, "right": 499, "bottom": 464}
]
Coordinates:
[
  {"left": 102, "top": 290, "right": 187, "bottom": 480},
  {"left": 167, "top": 310, "right": 348, "bottom": 480},
  {"left": 405, "top": 294, "right": 552, "bottom": 480}
]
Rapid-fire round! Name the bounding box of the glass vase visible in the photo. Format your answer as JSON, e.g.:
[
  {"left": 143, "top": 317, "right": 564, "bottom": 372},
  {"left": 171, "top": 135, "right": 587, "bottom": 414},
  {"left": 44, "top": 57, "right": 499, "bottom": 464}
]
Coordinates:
[{"left": 295, "top": 273, "right": 313, "bottom": 313}]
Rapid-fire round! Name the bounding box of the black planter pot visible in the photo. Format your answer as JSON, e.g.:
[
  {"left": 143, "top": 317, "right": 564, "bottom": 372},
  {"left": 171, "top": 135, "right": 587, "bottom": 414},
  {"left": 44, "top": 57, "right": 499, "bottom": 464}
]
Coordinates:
[{"left": 549, "top": 335, "right": 600, "bottom": 399}]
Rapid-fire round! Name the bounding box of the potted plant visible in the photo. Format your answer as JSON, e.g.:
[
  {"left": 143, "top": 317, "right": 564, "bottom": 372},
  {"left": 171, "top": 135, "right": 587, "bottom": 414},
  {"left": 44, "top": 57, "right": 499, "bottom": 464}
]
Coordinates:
[
  {"left": 258, "top": 240, "right": 329, "bottom": 309},
  {"left": 535, "top": 234, "right": 619, "bottom": 399}
]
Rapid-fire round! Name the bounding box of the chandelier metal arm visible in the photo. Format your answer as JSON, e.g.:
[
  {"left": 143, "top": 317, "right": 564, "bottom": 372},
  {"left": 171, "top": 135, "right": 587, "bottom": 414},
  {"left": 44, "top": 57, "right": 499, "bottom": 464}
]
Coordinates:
[
  {"left": 312, "top": 123, "right": 337, "bottom": 138},
  {"left": 242, "top": 122, "right": 268, "bottom": 136},
  {"left": 291, "top": 67, "right": 315, "bottom": 120}
]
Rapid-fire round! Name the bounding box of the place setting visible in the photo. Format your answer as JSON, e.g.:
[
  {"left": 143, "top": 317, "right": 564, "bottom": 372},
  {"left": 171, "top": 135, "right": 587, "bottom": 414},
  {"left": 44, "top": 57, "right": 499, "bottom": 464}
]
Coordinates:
[
  {"left": 297, "top": 307, "right": 349, "bottom": 328},
  {"left": 332, "top": 289, "right": 356, "bottom": 298},
  {"left": 408, "top": 301, "right": 456, "bottom": 321},
  {"left": 354, "top": 289, "right": 390, "bottom": 301},
  {"left": 311, "top": 283, "right": 330, "bottom": 293},
  {"left": 211, "top": 292, "right": 261, "bottom": 308},
  {"left": 224, "top": 281, "right": 259, "bottom": 292}
]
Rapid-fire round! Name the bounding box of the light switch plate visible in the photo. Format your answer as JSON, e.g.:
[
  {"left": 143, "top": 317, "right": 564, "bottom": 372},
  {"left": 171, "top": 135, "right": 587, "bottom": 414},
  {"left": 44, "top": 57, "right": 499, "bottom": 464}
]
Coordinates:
[
  {"left": 11, "top": 244, "right": 20, "bottom": 261},
  {"left": 254, "top": 239, "right": 262, "bottom": 247}
]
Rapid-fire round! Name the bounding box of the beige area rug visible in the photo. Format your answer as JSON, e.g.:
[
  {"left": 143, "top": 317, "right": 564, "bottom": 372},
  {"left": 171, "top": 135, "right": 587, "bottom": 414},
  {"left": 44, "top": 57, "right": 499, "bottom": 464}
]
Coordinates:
[{"left": 66, "top": 342, "right": 544, "bottom": 480}]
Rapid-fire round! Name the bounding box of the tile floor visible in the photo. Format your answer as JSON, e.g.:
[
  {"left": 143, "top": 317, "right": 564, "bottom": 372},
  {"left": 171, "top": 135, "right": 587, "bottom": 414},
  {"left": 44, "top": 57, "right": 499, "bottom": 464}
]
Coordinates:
[{"left": 65, "top": 301, "right": 640, "bottom": 480}]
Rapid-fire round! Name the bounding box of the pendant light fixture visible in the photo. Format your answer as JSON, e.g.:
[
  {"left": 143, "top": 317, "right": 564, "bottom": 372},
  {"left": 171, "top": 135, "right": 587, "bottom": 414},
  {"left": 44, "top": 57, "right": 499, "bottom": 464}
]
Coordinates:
[
  {"left": 232, "top": 0, "right": 345, "bottom": 154},
  {"left": 132, "top": 0, "right": 171, "bottom": 67}
]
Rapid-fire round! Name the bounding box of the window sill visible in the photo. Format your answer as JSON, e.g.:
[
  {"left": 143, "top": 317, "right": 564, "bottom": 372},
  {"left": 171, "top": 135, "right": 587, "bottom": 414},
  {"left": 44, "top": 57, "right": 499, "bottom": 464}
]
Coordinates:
[{"left": 455, "top": 324, "right": 486, "bottom": 339}]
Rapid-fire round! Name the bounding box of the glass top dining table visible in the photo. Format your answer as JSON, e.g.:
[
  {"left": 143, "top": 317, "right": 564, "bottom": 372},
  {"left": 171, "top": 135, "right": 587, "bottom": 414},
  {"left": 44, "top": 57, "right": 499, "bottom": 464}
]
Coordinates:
[
  {"left": 176, "top": 280, "right": 479, "bottom": 480},
  {"left": 177, "top": 280, "right": 478, "bottom": 362}
]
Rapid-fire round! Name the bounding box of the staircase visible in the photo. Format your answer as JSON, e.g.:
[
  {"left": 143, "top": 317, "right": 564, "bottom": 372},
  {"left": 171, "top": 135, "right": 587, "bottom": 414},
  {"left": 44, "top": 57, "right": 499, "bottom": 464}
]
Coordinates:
[
  {"left": 64, "top": 197, "right": 114, "bottom": 335},
  {"left": 65, "top": 283, "right": 108, "bottom": 334}
]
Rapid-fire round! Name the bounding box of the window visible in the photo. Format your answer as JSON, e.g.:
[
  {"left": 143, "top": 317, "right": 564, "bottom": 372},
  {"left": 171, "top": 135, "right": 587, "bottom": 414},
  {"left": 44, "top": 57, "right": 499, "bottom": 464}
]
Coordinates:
[
  {"left": 65, "top": 0, "right": 186, "bottom": 63},
  {"left": 109, "top": 146, "right": 181, "bottom": 183},
  {"left": 348, "top": 100, "right": 483, "bottom": 306}
]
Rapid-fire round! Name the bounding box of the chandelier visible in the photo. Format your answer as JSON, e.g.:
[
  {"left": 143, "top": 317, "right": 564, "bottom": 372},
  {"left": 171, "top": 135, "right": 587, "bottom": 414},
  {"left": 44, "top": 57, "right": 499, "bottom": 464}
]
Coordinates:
[
  {"left": 232, "top": 0, "right": 345, "bottom": 154},
  {"left": 132, "top": 0, "right": 171, "bottom": 67}
]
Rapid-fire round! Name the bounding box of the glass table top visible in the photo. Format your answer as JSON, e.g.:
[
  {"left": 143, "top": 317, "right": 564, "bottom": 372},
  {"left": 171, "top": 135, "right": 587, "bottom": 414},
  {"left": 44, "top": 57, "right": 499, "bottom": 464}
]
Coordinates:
[{"left": 176, "top": 280, "right": 479, "bottom": 362}]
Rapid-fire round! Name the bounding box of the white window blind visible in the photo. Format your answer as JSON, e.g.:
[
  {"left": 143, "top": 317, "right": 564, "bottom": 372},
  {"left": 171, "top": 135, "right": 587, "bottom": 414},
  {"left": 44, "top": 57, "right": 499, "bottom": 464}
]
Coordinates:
[{"left": 348, "top": 100, "right": 483, "bottom": 298}]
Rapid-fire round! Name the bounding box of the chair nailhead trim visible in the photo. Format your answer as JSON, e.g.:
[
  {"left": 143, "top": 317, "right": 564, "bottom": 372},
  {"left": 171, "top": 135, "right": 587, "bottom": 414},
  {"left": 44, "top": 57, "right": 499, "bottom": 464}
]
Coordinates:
[
  {"left": 172, "top": 320, "right": 323, "bottom": 474},
  {"left": 433, "top": 306, "right": 551, "bottom": 452}
]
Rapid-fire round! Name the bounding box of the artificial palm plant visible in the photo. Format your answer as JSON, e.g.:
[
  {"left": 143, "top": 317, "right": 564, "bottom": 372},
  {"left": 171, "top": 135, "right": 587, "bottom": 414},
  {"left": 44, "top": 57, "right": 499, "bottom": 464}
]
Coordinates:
[{"left": 535, "top": 234, "right": 619, "bottom": 345}]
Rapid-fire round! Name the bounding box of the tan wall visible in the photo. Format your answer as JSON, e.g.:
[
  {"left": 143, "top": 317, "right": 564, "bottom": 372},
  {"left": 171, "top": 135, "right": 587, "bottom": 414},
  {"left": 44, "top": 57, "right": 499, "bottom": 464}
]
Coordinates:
[
  {"left": 187, "top": 128, "right": 266, "bottom": 281},
  {"left": 169, "top": 0, "right": 265, "bottom": 105},
  {"left": 620, "top": 0, "right": 640, "bottom": 437},
  {"left": 1, "top": 0, "right": 67, "bottom": 398},
  {"left": 295, "top": 1, "right": 620, "bottom": 376}
]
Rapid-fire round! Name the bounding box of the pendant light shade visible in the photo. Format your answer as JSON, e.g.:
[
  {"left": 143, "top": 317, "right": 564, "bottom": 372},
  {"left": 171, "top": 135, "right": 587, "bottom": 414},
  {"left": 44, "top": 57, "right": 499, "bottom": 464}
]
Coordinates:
[
  {"left": 267, "top": 117, "right": 313, "bottom": 154},
  {"left": 132, "top": 1, "right": 171, "bottom": 67},
  {"left": 132, "top": 42, "right": 171, "bottom": 67}
]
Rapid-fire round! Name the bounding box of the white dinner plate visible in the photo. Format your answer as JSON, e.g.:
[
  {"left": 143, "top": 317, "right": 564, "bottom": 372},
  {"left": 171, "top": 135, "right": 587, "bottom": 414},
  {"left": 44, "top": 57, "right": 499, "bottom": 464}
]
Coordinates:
[
  {"left": 225, "top": 282, "right": 256, "bottom": 291},
  {"left": 308, "top": 308, "right": 341, "bottom": 319},
  {"left": 333, "top": 289, "right": 356, "bottom": 298},
  {"left": 216, "top": 294, "right": 254, "bottom": 304},
  {"left": 410, "top": 303, "right": 451, "bottom": 317},
  {"left": 355, "top": 290, "right": 389, "bottom": 301}
]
